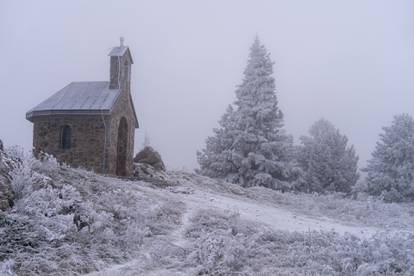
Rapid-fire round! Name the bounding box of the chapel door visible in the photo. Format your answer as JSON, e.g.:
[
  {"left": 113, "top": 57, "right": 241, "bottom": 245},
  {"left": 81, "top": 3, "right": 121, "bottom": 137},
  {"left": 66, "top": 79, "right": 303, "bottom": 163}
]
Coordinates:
[{"left": 116, "top": 117, "right": 128, "bottom": 176}]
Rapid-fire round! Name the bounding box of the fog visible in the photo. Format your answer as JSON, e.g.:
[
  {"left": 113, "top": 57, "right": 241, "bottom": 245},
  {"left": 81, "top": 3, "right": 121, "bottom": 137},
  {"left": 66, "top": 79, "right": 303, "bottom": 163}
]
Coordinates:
[{"left": 1, "top": 0, "right": 413, "bottom": 169}]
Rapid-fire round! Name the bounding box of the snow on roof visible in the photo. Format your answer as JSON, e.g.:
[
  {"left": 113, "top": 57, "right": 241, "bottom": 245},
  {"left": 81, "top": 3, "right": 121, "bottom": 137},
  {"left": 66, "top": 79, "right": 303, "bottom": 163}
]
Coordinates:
[
  {"left": 108, "top": 46, "right": 128, "bottom": 57},
  {"left": 26, "top": 81, "right": 121, "bottom": 120},
  {"left": 108, "top": 46, "right": 134, "bottom": 64}
]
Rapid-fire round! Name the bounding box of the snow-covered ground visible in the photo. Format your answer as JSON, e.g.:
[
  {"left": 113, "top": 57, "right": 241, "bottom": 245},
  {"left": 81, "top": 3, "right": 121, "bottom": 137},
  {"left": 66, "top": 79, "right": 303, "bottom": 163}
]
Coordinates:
[
  {"left": 2, "top": 156, "right": 414, "bottom": 275},
  {"left": 168, "top": 187, "right": 377, "bottom": 238},
  {"left": 87, "top": 172, "right": 414, "bottom": 276}
]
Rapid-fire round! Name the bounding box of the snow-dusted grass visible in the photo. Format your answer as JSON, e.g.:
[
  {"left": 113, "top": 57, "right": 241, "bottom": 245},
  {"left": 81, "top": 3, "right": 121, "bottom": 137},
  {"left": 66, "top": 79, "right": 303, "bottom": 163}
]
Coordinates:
[
  {"left": 0, "top": 151, "right": 184, "bottom": 275},
  {"left": 184, "top": 209, "right": 414, "bottom": 276},
  {"left": 2, "top": 151, "right": 414, "bottom": 275},
  {"left": 173, "top": 172, "right": 414, "bottom": 231},
  {"left": 248, "top": 186, "right": 414, "bottom": 230},
  {"left": 90, "top": 208, "right": 414, "bottom": 275}
]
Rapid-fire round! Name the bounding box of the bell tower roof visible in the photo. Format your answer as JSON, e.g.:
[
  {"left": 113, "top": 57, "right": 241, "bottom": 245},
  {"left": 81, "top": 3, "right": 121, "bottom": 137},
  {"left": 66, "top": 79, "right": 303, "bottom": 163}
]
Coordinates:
[{"left": 108, "top": 37, "right": 134, "bottom": 64}]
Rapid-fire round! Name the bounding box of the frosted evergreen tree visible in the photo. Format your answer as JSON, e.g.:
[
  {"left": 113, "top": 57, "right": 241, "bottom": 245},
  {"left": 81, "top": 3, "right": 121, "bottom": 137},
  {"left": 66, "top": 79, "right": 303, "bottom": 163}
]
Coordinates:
[
  {"left": 296, "top": 119, "right": 359, "bottom": 193},
  {"left": 363, "top": 114, "right": 414, "bottom": 202},
  {"left": 197, "top": 37, "right": 297, "bottom": 189}
]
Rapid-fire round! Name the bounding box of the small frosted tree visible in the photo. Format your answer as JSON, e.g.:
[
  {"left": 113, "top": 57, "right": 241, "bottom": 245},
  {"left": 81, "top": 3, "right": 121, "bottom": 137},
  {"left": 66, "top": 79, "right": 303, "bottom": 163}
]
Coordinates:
[
  {"left": 297, "top": 119, "right": 359, "bottom": 193},
  {"left": 197, "top": 37, "right": 297, "bottom": 189},
  {"left": 363, "top": 114, "right": 414, "bottom": 202}
]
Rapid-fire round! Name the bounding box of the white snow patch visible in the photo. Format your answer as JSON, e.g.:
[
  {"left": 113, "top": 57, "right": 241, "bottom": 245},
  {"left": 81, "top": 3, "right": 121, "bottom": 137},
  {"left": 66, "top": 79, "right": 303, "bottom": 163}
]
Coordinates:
[{"left": 175, "top": 189, "right": 378, "bottom": 238}]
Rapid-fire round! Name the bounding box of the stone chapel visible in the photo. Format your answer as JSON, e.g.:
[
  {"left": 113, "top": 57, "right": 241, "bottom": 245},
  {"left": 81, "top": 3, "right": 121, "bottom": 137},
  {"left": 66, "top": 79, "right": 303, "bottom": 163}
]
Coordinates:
[{"left": 26, "top": 38, "right": 139, "bottom": 176}]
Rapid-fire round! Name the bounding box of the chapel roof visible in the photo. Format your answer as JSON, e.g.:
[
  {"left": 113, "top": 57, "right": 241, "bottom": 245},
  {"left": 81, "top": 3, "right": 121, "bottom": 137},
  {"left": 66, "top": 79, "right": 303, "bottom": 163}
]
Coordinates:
[{"left": 26, "top": 81, "right": 139, "bottom": 128}]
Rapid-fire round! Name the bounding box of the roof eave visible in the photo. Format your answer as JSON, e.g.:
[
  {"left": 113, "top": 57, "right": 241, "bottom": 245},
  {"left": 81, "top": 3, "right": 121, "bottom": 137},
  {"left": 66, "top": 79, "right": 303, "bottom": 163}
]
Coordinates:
[{"left": 26, "top": 109, "right": 112, "bottom": 122}]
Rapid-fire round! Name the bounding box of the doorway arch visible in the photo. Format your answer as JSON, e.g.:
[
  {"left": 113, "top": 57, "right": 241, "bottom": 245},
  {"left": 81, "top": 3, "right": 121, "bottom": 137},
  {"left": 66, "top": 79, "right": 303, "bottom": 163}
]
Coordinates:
[{"left": 116, "top": 117, "right": 128, "bottom": 176}]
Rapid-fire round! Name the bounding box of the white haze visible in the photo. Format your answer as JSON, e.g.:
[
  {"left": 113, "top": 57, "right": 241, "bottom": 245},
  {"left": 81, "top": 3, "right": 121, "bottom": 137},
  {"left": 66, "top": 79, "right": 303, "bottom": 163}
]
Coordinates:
[{"left": 0, "top": 0, "right": 413, "bottom": 169}]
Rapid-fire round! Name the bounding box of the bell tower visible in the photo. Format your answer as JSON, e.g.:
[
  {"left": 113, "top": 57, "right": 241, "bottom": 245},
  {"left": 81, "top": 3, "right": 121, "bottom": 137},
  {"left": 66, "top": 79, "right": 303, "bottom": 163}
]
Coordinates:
[{"left": 109, "top": 37, "right": 133, "bottom": 91}]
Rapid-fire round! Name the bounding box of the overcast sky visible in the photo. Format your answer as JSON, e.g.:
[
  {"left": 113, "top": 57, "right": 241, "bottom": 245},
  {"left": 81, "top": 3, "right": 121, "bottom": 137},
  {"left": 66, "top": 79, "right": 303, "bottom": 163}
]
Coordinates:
[{"left": 1, "top": 0, "right": 413, "bottom": 169}]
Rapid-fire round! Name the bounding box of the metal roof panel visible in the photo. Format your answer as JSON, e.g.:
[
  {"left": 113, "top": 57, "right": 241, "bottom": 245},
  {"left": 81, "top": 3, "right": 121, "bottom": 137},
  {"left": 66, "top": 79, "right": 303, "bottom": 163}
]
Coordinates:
[{"left": 27, "top": 81, "right": 121, "bottom": 119}]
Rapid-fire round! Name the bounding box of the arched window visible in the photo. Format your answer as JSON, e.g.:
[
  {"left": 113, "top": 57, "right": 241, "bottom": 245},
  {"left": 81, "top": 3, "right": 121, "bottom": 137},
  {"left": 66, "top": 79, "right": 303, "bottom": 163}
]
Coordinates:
[{"left": 60, "top": 125, "right": 72, "bottom": 149}]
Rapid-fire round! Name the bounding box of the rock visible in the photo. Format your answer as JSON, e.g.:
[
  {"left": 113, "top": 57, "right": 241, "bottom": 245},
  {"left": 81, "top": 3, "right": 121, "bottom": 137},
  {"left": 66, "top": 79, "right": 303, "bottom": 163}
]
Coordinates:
[
  {"left": 73, "top": 212, "right": 91, "bottom": 232},
  {"left": 0, "top": 140, "right": 15, "bottom": 211},
  {"left": 134, "top": 146, "right": 166, "bottom": 171},
  {"left": 133, "top": 162, "right": 170, "bottom": 186}
]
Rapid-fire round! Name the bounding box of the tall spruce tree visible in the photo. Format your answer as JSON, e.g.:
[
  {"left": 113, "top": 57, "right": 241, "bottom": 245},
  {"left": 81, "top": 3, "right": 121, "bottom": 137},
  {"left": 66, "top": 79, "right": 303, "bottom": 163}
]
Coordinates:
[
  {"left": 297, "top": 119, "right": 359, "bottom": 193},
  {"left": 197, "top": 37, "right": 296, "bottom": 189},
  {"left": 363, "top": 114, "right": 414, "bottom": 202}
]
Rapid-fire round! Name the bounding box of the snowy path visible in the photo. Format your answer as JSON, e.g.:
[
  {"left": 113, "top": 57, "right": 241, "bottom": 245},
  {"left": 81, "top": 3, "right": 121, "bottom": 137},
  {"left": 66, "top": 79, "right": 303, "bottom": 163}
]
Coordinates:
[
  {"left": 169, "top": 205, "right": 195, "bottom": 248},
  {"left": 169, "top": 187, "right": 379, "bottom": 239}
]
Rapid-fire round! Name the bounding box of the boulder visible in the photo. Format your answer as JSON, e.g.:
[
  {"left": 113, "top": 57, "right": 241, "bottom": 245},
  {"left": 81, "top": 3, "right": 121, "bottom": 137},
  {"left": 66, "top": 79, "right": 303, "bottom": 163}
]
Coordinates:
[
  {"left": 133, "top": 162, "right": 170, "bottom": 186},
  {"left": 0, "top": 140, "right": 14, "bottom": 210},
  {"left": 134, "top": 146, "right": 166, "bottom": 171}
]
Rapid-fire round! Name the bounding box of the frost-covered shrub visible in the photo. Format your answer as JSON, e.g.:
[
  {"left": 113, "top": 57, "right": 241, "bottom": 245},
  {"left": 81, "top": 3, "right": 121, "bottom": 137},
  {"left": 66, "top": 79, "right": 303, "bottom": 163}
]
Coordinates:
[
  {"left": 0, "top": 144, "right": 19, "bottom": 210},
  {"left": 8, "top": 148, "right": 63, "bottom": 200},
  {"left": 363, "top": 114, "right": 414, "bottom": 202},
  {"left": 8, "top": 150, "right": 37, "bottom": 200},
  {"left": 1, "top": 150, "right": 184, "bottom": 275},
  {"left": 190, "top": 234, "right": 249, "bottom": 275},
  {"left": 185, "top": 209, "right": 414, "bottom": 276},
  {"left": 147, "top": 199, "right": 183, "bottom": 235},
  {"left": 296, "top": 119, "right": 359, "bottom": 194},
  {"left": 186, "top": 210, "right": 252, "bottom": 275}
]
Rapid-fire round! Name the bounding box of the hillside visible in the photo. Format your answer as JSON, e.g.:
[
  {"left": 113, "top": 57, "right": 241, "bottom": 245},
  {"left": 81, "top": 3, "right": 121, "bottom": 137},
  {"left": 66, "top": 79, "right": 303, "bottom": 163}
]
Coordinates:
[{"left": 1, "top": 151, "right": 414, "bottom": 275}]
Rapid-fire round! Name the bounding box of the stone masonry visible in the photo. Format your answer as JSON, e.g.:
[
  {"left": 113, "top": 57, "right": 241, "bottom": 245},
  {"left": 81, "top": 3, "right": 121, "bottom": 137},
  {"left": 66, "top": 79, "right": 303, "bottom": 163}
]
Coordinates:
[{"left": 32, "top": 116, "right": 107, "bottom": 173}]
